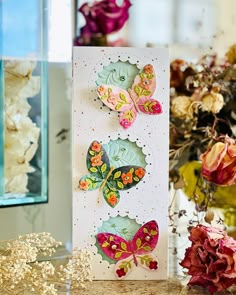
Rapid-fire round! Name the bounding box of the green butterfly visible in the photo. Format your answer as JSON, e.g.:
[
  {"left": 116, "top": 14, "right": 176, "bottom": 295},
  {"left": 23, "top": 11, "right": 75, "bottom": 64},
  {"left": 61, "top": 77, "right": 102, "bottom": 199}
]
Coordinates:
[{"left": 78, "top": 141, "right": 146, "bottom": 208}]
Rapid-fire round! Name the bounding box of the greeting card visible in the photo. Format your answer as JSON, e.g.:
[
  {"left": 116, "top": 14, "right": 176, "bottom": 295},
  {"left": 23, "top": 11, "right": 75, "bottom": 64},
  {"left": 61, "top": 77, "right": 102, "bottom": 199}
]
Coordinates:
[{"left": 72, "top": 47, "right": 169, "bottom": 280}]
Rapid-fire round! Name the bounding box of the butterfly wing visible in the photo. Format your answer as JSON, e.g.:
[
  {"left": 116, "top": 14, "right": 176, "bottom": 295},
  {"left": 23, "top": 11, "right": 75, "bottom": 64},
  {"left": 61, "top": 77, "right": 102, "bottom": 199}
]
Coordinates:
[
  {"left": 132, "top": 220, "right": 159, "bottom": 255},
  {"left": 138, "top": 97, "right": 162, "bottom": 115},
  {"left": 102, "top": 184, "right": 120, "bottom": 208},
  {"left": 97, "top": 233, "right": 132, "bottom": 261},
  {"left": 108, "top": 166, "right": 146, "bottom": 190},
  {"left": 119, "top": 106, "right": 137, "bottom": 129},
  {"left": 136, "top": 254, "right": 159, "bottom": 271},
  {"left": 86, "top": 140, "right": 110, "bottom": 179},
  {"left": 97, "top": 85, "right": 133, "bottom": 112},
  {"left": 132, "top": 64, "right": 156, "bottom": 100},
  {"left": 131, "top": 64, "right": 162, "bottom": 115}
]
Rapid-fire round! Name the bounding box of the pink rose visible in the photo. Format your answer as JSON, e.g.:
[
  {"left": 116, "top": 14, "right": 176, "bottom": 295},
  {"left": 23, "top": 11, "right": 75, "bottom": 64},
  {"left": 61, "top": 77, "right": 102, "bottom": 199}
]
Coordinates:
[
  {"left": 180, "top": 224, "right": 236, "bottom": 294},
  {"left": 200, "top": 137, "right": 236, "bottom": 186},
  {"left": 79, "top": 0, "right": 131, "bottom": 36}
]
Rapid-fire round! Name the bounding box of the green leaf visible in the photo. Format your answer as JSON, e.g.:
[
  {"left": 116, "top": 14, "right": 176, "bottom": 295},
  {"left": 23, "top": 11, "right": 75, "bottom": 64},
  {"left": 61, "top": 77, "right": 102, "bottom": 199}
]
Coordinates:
[
  {"left": 143, "top": 228, "right": 148, "bottom": 234},
  {"left": 143, "top": 90, "right": 151, "bottom": 96},
  {"left": 101, "top": 163, "right": 107, "bottom": 174},
  {"left": 129, "top": 168, "right": 134, "bottom": 174},
  {"left": 140, "top": 73, "right": 145, "bottom": 78},
  {"left": 136, "top": 238, "right": 141, "bottom": 248},
  {"left": 108, "top": 87, "right": 112, "bottom": 93},
  {"left": 143, "top": 246, "right": 152, "bottom": 252},
  {"left": 104, "top": 188, "right": 109, "bottom": 194},
  {"left": 114, "top": 252, "right": 122, "bottom": 259},
  {"left": 113, "top": 171, "right": 121, "bottom": 179},
  {"left": 147, "top": 74, "right": 154, "bottom": 79},
  {"left": 151, "top": 230, "right": 158, "bottom": 236},
  {"left": 115, "top": 104, "right": 122, "bottom": 110},
  {"left": 120, "top": 242, "right": 127, "bottom": 251},
  {"left": 102, "top": 241, "right": 109, "bottom": 248},
  {"left": 134, "top": 85, "right": 141, "bottom": 96},
  {"left": 90, "top": 167, "right": 98, "bottom": 173},
  {"left": 133, "top": 176, "right": 139, "bottom": 182},
  {"left": 119, "top": 93, "right": 128, "bottom": 102},
  {"left": 117, "top": 181, "right": 124, "bottom": 189},
  {"left": 89, "top": 150, "right": 95, "bottom": 156}
]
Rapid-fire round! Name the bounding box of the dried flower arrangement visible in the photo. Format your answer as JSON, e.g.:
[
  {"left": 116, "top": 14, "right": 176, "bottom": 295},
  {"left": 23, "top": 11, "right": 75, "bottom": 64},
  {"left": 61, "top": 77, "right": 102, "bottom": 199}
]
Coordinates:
[
  {"left": 4, "top": 61, "right": 40, "bottom": 193},
  {"left": 169, "top": 44, "right": 236, "bottom": 293},
  {"left": 169, "top": 44, "right": 236, "bottom": 226},
  {"left": 0, "top": 233, "right": 92, "bottom": 294}
]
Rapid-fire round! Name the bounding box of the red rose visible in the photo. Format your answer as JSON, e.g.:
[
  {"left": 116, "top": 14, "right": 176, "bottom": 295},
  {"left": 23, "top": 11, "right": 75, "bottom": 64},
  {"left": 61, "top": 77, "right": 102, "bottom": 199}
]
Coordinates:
[
  {"left": 116, "top": 267, "right": 126, "bottom": 278},
  {"left": 79, "top": 0, "right": 131, "bottom": 36},
  {"left": 180, "top": 224, "right": 236, "bottom": 294},
  {"left": 200, "top": 136, "right": 236, "bottom": 186}
]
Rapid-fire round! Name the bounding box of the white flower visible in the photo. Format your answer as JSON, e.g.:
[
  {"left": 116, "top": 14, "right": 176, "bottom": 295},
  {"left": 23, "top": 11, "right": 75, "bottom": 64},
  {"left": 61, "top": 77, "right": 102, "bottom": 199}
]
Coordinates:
[{"left": 201, "top": 92, "right": 224, "bottom": 113}]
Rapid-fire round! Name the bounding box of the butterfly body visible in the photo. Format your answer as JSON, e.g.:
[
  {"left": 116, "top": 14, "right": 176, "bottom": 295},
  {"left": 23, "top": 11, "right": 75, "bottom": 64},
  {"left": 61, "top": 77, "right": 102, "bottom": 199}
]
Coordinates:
[
  {"left": 96, "top": 64, "right": 162, "bottom": 129},
  {"left": 79, "top": 141, "right": 146, "bottom": 207},
  {"left": 97, "top": 220, "right": 159, "bottom": 279}
]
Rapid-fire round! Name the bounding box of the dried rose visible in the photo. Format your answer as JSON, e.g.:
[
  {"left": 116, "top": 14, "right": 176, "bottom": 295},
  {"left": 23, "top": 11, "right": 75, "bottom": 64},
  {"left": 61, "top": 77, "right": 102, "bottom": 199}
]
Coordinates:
[
  {"left": 79, "top": 0, "right": 131, "bottom": 36},
  {"left": 225, "top": 43, "right": 236, "bottom": 64},
  {"left": 201, "top": 91, "right": 224, "bottom": 114},
  {"left": 180, "top": 224, "right": 236, "bottom": 294},
  {"left": 171, "top": 95, "right": 193, "bottom": 119},
  {"left": 200, "top": 137, "right": 236, "bottom": 186}
]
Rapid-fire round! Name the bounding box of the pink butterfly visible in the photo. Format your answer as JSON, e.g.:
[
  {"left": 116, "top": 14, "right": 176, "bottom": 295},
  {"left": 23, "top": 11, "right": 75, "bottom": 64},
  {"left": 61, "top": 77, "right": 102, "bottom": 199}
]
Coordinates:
[
  {"left": 97, "top": 220, "right": 159, "bottom": 279},
  {"left": 96, "top": 64, "right": 162, "bottom": 129}
]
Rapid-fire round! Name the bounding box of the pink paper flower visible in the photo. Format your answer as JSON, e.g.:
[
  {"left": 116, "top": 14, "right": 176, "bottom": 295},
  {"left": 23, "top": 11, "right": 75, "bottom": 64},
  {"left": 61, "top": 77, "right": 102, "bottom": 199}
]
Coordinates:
[
  {"left": 200, "top": 136, "right": 236, "bottom": 186},
  {"left": 120, "top": 118, "right": 131, "bottom": 129},
  {"left": 180, "top": 224, "right": 236, "bottom": 294}
]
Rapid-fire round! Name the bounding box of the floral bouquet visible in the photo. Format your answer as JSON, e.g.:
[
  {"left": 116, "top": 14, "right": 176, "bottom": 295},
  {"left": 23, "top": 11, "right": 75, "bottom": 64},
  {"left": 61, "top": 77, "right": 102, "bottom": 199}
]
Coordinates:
[{"left": 74, "top": 0, "right": 132, "bottom": 46}]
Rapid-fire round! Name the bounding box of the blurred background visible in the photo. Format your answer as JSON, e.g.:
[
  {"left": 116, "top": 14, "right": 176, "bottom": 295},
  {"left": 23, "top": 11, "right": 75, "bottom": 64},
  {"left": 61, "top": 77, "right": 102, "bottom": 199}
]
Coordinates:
[{"left": 0, "top": 0, "right": 235, "bottom": 254}]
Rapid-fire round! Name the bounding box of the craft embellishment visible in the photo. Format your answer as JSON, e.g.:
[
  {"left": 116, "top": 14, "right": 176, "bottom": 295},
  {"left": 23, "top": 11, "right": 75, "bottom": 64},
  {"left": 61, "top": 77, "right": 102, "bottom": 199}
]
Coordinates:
[
  {"left": 97, "top": 220, "right": 159, "bottom": 279},
  {"left": 79, "top": 140, "right": 146, "bottom": 207},
  {"left": 96, "top": 64, "right": 162, "bottom": 129}
]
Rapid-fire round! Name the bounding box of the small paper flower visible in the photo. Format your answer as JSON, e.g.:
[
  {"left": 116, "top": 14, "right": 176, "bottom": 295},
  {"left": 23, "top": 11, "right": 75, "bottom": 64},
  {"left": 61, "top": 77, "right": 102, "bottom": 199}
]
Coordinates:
[
  {"left": 79, "top": 180, "right": 90, "bottom": 190},
  {"left": 180, "top": 224, "right": 236, "bottom": 294},
  {"left": 91, "top": 141, "right": 101, "bottom": 152},
  {"left": 107, "top": 193, "right": 118, "bottom": 207},
  {"left": 121, "top": 171, "right": 133, "bottom": 185},
  {"left": 143, "top": 64, "right": 154, "bottom": 74},
  {"left": 135, "top": 167, "right": 145, "bottom": 179},
  {"left": 149, "top": 260, "right": 158, "bottom": 270},
  {"left": 116, "top": 267, "right": 126, "bottom": 278},
  {"left": 120, "top": 118, "right": 132, "bottom": 129},
  {"left": 139, "top": 78, "right": 152, "bottom": 90},
  {"left": 90, "top": 154, "right": 103, "bottom": 167},
  {"left": 151, "top": 101, "right": 162, "bottom": 114}
]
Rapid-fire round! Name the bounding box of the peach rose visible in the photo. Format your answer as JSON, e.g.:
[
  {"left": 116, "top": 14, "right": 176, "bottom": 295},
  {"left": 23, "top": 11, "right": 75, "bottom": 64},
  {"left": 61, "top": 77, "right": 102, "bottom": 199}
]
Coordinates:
[{"left": 200, "top": 137, "right": 236, "bottom": 186}]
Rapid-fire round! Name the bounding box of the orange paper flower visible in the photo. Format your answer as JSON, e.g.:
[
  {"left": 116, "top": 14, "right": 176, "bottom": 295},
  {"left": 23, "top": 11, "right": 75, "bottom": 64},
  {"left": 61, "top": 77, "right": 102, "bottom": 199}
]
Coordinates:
[
  {"left": 135, "top": 167, "right": 145, "bottom": 179},
  {"left": 121, "top": 171, "right": 133, "bottom": 185},
  {"left": 79, "top": 180, "right": 89, "bottom": 190},
  {"left": 107, "top": 194, "right": 118, "bottom": 206},
  {"left": 91, "top": 141, "right": 101, "bottom": 152},
  {"left": 143, "top": 64, "right": 154, "bottom": 74},
  {"left": 91, "top": 154, "right": 103, "bottom": 167}
]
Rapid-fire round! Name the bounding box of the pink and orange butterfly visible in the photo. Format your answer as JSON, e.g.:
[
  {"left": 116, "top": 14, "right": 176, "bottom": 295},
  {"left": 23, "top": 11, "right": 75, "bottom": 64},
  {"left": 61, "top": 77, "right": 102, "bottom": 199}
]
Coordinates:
[
  {"left": 97, "top": 220, "right": 159, "bottom": 279},
  {"left": 96, "top": 64, "right": 162, "bottom": 129}
]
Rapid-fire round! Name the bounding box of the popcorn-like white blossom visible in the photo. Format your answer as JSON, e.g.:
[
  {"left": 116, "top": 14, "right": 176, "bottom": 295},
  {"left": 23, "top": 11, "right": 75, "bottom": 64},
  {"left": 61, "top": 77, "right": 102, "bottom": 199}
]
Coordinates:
[
  {"left": 4, "top": 60, "right": 40, "bottom": 193},
  {"left": 0, "top": 233, "right": 92, "bottom": 294}
]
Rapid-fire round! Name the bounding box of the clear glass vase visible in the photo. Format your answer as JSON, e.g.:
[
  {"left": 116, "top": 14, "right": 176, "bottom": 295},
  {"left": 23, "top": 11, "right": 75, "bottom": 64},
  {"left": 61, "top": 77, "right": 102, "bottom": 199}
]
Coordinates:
[{"left": 0, "top": 0, "right": 48, "bottom": 207}]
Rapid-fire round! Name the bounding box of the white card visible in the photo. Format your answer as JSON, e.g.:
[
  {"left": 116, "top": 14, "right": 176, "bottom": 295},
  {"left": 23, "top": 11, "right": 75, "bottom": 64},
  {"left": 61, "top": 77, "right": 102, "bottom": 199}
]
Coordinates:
[{"left": 72, "top": 47, "right": 169, "bottom": 280}]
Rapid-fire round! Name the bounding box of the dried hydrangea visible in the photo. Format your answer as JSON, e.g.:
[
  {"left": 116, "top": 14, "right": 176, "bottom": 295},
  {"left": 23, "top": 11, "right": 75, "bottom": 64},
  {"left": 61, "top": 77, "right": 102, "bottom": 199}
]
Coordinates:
[{"left": 4, "top": 60, "right": 40, "bottom": 193}]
